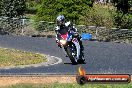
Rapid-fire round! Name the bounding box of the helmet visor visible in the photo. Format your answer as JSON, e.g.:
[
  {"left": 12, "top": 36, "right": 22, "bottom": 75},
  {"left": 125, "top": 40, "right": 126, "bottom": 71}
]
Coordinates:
[{"left": 57, "top": 20, "right": 65, "bottom": 26}]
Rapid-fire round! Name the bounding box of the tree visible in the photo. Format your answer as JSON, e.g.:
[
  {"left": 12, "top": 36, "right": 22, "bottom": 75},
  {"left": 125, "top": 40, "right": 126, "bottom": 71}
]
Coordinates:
[
  {"left": 0, "top": 0, "right": 26, "bottom": 34},
  {"left": 111, "top": 0, "right": 132, "bottom": 29},
  {"left": 0, "top": 0, "right": 2, "bottom": 15},
  {"left": 1, "top": 0, "right": 26, "bottom": 18},
  {"left": 36, "top": 0, "right": 94, "bottom": 24},
  {"left": 26, "top": 0, "right": 42, "bottom": 14},
  {"left": 112, "top": 0, "right": 131, "bottom": 14}
]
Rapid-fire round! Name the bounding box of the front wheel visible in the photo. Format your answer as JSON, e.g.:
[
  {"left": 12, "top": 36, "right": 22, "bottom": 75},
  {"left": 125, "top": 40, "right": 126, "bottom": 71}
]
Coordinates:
[
  {"left": 78, "top": 51, "right": 85, "bottom": 64},
  {"left": 66, "top": 44, "right": 77, "bottom": 65}
]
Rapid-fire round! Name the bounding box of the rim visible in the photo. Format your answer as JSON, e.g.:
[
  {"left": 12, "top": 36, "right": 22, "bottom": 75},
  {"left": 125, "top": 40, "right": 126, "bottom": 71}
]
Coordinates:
[{"left": 70, "top": 44, "right": 77, "bottom": 60}]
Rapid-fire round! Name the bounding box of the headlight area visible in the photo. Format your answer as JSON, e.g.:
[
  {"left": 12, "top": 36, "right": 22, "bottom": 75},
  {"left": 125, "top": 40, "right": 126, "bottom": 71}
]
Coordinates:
[{"left": 60, "top": 40, "right": 66, "bottom": 45}]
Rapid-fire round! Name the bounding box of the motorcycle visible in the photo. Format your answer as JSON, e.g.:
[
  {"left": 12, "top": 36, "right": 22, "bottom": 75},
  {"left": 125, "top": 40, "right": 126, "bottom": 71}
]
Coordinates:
[{"left": 58, "top": 31, "right": 85, "bottom": 64}]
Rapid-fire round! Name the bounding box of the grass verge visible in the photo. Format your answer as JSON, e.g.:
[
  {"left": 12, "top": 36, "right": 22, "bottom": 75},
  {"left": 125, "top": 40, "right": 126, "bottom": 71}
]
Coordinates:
[
  {"left": 0, "top": 48, "right": 47, "bottom": 67},
  {"left": 1, "top": 83, "right": 132, "bottom": 88}
]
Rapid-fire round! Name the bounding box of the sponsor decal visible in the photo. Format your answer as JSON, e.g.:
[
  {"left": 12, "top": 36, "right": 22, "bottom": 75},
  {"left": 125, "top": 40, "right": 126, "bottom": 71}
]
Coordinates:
[{"left": 76, "top": 66, "right": 131, "bottom": 85}]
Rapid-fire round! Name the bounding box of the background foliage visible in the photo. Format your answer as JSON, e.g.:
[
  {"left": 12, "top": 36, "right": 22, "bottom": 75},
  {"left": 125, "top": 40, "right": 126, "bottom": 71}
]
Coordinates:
[
  {"left": 0, "top": 0, "right": 132, "bottom": 35},
  {"left": 25, "top": 0, "right": 42, "bottom": 14},
  {"left": 0, "top": 0, "right": 26, "bottom": 34},
  {"left": 84, "top": 4, "right": 115, "bottom": 28},
  {"left": 36, "top": 0, "right": 94, "bottom": 24},
  {"left": 111, "top": 0, "right": 132, "bottom": 29},
  {"left": 0, "top": 0, "right": 26, "bottom": 18}
]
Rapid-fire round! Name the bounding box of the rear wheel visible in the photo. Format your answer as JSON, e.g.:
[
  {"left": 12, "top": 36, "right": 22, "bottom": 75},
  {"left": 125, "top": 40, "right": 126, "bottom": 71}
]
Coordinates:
[{"left": 66, "top": 44, "right": 77, "bottom": 65}]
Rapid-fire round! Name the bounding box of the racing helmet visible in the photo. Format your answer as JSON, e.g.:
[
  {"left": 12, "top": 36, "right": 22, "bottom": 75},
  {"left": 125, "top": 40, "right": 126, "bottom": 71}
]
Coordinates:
[{"left": 56, "top": 15, "right": 65, "bottom": 26}]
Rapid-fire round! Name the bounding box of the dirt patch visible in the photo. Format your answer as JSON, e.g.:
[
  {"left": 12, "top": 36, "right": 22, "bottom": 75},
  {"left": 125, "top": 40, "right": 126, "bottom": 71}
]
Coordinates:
[
  {"left": 0, "top": 75, "right": 76, "bottom": 87},
  {"left": 0, "top": 75, "right": 131, "bottom": 87}
]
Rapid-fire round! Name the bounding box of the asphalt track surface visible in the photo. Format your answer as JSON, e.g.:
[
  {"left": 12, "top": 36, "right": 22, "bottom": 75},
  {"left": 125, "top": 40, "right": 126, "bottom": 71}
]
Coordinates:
[{"left": 0, "top": 35, "right": 132, "bottom": 74}]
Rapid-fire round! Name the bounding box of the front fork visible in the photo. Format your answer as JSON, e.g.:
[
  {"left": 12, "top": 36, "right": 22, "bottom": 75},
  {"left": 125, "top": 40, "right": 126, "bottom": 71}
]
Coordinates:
[
  {"left": 72, "top": 38, "right": 80, "bottom": 60},
  {"left": 62, "top": 46, "right": 67, "bottom": 56}
]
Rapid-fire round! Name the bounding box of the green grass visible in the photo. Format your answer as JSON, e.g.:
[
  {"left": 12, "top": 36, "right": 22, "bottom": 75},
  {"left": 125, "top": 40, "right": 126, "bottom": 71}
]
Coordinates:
[
  {"left": 1, "top": 83, "right": 132, "bottom": 88},
  {"left": 0, "top": 48, "right": 47, "bottom": 67}
]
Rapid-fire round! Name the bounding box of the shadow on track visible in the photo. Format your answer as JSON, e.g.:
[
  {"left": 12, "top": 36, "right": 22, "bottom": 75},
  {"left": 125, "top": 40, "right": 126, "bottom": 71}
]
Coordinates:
[{"left": 64, "top": 62, "right": 87, "bottom": 65}]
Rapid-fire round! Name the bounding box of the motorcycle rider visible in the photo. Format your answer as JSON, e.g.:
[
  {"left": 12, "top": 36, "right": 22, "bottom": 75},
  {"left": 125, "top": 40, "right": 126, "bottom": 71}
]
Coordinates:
[{"left": 55, "top": 15, "right": 84, "bottom": 56}]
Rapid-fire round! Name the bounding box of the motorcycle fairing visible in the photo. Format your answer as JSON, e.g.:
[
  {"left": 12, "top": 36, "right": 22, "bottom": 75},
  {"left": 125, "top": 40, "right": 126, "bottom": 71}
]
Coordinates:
[{"left": 60, "top": 32, "right": 80, "bottom": 60}]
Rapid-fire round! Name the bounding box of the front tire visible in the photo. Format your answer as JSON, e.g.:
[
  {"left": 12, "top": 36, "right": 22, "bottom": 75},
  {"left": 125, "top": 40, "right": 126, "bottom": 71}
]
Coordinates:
[
  {"left": 66, "top": 45, "right": 77, "bottom": 65},
  {"left": 78, "top": 52, "right": 85, "bottom": 64}
]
